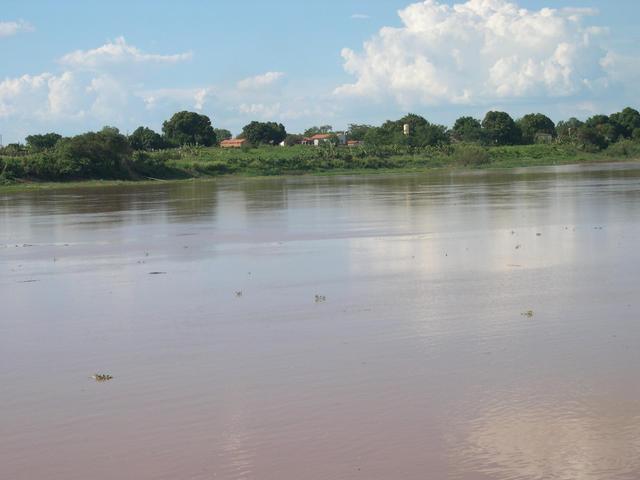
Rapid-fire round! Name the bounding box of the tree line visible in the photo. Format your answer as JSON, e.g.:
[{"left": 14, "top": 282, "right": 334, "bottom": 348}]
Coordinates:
[
  {"left": 1, "top": 107, "right": 639, "bottom": 181},
  {"left": 345, "top": 108, "right": 640, "bottom": 151},
  {"left": 5, "top": 107, "right": 640, "bottom": 155}
]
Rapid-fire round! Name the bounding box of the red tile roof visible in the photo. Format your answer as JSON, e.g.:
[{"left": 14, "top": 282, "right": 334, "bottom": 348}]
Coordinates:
[{"left": 220, "top": 138, "right": 247, "bottom": 147}]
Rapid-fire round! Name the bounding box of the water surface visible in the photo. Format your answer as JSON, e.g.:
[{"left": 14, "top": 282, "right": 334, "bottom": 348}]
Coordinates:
[{"left": 2, "top": 163, "right": 640, "bottom": 479}]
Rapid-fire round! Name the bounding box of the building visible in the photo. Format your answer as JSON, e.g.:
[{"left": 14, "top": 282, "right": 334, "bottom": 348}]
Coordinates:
[
  {"left": 534, "top": 133, "right": 554, "bottom": 144},
  {"left": 220, "top": 138, "right": 249, "bottom": 148},
  {"left": 312, "top": 134, "right": 333, "bottom": 146},
  {"left": 302, "top": 133, "right": 348, "bottom": 146}
]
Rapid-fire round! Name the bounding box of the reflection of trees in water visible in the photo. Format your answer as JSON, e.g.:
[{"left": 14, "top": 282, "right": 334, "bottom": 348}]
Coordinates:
[
  {"left": 165, "top": 180, "right": 218, "bottom": 222},
  {"left": 236, "top": 178, "right": 289, "bottom": 219},
  {"left": 0, "top": 181, "right": 221, "bottom": 229},
  {"left": 207, "top": 165, "right": 640, "bottom": 243},
  {"left": 2, "top": 164, "right": 639, "bottom": 234}
]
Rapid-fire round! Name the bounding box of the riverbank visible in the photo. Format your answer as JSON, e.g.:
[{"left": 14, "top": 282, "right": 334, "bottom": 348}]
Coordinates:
[{"left": 2, "top": 142, "right": 640, "bottom": 191}]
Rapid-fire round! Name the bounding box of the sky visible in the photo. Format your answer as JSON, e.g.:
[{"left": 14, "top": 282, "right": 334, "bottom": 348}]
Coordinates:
[{"left": 1, "top": 0, "right": 639, "bottom": 143}]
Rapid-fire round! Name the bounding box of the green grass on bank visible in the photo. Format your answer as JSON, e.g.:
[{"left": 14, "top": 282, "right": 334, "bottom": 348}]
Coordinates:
[
  {"left": 2, "top": 141, "right": 640, "bottom": 189},
  {"left": 159, "top": 142, "right": 640, "bottom": 175}
]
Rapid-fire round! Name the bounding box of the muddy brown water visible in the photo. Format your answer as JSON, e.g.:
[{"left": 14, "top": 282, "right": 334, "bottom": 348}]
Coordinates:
[{"left": 1, "top": 163, "right": 640, "bottom": 480}]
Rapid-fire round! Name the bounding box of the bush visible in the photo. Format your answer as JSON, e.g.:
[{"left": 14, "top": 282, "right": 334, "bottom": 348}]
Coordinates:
[
  {"left": 452, "top": 145, "right": 491, "bottom": 166},
  {"left": 149, "top": 150, "right": 181, "bottom": 162},
  {"left": 54, "top": 128, "right": 132, "bottom": 178},
  {"left": 0, "top": 156, "right": 26, "bottom": 179},
  {"left": 605, "top": 140, "right": 640, "bottom": 158},
  {"left": 129, "top": 151, "right": 170, "bottom": 177}
]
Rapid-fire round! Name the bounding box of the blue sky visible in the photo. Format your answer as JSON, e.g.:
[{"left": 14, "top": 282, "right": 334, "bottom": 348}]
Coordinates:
[{"left": 1, "top": 0, "right": 639, "bottom": 142}]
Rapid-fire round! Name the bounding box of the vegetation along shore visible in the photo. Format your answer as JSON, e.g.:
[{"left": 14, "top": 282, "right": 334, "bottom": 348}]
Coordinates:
[{"left": 2, "top": 108, "right": 640, "bottom": 186}]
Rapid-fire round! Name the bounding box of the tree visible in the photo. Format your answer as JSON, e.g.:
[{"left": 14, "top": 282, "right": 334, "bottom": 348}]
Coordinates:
[
  {"left": 412, "top": 122, "right": 449, "bottom": 147},
  {"left": 397, "top": 114, "right": 449, "bottom": 147},
  {"left": 609, "top": 107, "right": 640, "bottom": 138},
  {"left": 284, "top": 133, "right": 304, "bottom": 146},
  {"left": 162, "top": 111, "right": 217, "bottom": 146},
  {"left": 304, "top": 125, "right": 332, "bottom": 137},
  {"left": 129, "top": 127, "right": 165, "bottom": 151},
  {"left": 213, "top": 128, "right": 232, "bottom": 143},
  {"left": 585, "top": 114, "right": 623, "bottom": 143},
  {"left": 393, "top": 113, "right": 428, "bottom": 133},
  {"left": 366, "top": 113, "right": 449, "bottom": 147},
  {"left": 25, "top": 133, "right": 62, "bottom": 151},
  {"left": 517, "top": 113, "right": 556, "bottom": 144},
  {"left": 482, "top": 111, "right": 522, "bottom": 145},
  {"left": 55, "top": 127, "right": 132, "bottom": 178},
  {"left": 451, "top": 117, "right": 483, "bottom": 143},
  {"left": 556, "top": 117, "right": 584, "bottom": 140},
  {"left": 1, "top": 143, "right": 27, "bottom": 156},
  {"left": 576, "top": 126, "right": 608, "bottom": 151},
  {"left": 363, "top": 127, "right": 393, "bottom": 146},
  {"left": 241, "top": 121, "right": 287, "bottom": 145},
  {"left": 347, "top": 124, "right": 374, "bottom": 141}
]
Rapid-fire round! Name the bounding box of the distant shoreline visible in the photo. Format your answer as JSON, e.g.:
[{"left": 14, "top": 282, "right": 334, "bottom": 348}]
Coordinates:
[{"left": 2, "top": 154, "right": 639, "bottom": 192}]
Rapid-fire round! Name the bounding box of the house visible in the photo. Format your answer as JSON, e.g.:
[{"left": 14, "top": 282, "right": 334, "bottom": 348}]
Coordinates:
[
  {"left": 303, "top": 133, "right": 348, "bottom": 146},
  {"left": 534, "top": 133, "right": 554, "bottom": 144},
  {"left": 310, "top": 134, "right": 333, "bottom": 146},
  {"left": 220, "top": 138, "right": 249, "bottom": 148},
  {"left": 347, "top": 140, "right": 363, "bottom": 147}
]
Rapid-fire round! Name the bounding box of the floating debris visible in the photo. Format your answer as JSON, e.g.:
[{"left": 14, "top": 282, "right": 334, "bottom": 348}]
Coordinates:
[
  {"left": 235, "top": 291, "right": 243, "bottom": 297},
  {"left": 315, "top": 294, "right": 327, "bottom": 303},
  {"left": 91, "top": 373, "right": 113, "bottom": 382},
  {"left": 521, "top": 310, "right": 534, "bottom": 318},
  {"left": 18, "top": 279, "right": 39, "bottom": 283},
  {"left": 536, "top": 233, "right": 542, "bottom": 237},
  {"left": 148, "top": 271, "right": 167, "bottom": 275},
  {"left": 515, "top": 244, "right": 522, "bottom": 250}
]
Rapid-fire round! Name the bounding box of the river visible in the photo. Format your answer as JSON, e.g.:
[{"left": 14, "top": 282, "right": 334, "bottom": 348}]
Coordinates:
[{"left": 2, "top": 163, "right": 640, "bottom": 479}]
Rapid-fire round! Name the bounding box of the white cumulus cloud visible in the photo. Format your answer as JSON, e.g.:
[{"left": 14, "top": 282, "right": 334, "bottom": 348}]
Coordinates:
[
  {"left": 47, "top": 72, "right": 86, "bottom": 117},
  {"left": 86, "top": 75, "right": 129, "bottom": 121},
  {"left": 237, "top": 71, "right": 285, "bottom": 90},
  {"left": 60, "top": 36, "right": 192, "bottom": 69},
  {"left": 335, "top": 0, "right": 635, "bottom": 108},
  {"left": 238, "top": 102, "right": 282, "bottom": 118},
  {"left": 0, "top": 73, "right": 83, "bottom": 120},
  {"left": 139, "top": 86, "right": 216, "bottom": 112},
  {"left": 0, "top": 20, "right": 33, "bottom": 37}
]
